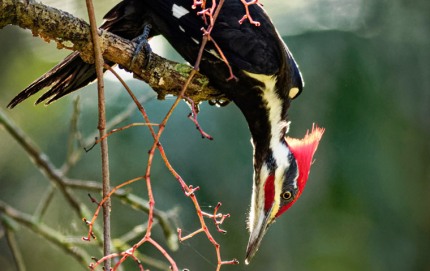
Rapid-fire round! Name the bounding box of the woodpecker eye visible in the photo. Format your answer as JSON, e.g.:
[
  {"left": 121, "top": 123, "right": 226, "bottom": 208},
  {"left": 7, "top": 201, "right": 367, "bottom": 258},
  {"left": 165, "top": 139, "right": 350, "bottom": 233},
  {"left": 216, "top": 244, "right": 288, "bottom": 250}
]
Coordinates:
[{"left": 282, "top": 191, "right": 293, "bottom": 200}]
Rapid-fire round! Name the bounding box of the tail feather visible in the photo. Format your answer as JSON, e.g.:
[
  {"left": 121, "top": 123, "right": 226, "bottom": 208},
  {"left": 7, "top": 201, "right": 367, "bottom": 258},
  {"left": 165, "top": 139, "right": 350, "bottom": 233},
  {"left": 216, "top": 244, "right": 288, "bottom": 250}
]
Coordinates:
[
  {"left": 7, "top": 52, "right": 97, "bottom": 108},
  {"left": 8, "top": 0, "right": 150, "bottom": 108}
]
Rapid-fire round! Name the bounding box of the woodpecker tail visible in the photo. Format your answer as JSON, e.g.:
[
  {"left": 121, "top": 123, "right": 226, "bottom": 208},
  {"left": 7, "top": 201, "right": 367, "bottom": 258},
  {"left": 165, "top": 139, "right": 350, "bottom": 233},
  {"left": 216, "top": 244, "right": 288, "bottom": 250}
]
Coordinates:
[
  {"left": 7, "top": 52, "right": 97, "bottom": 108},
  {"left": 8, "top": 0, "right": 149, "bottom": 108}
]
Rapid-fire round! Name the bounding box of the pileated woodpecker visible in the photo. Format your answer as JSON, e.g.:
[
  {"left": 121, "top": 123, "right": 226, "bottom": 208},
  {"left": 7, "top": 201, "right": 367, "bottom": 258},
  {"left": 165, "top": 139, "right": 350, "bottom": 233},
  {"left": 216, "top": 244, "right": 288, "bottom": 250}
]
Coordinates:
[{"left": 8, "top": 0, "right": 324, "bottom": 263}]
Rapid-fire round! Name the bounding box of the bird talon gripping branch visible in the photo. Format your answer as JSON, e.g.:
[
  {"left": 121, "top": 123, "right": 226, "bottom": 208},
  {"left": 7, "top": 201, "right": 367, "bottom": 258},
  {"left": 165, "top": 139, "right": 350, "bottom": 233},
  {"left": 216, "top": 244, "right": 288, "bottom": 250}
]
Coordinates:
[{"left": 131, "top": 24, "right": 153, "bottom": 69}]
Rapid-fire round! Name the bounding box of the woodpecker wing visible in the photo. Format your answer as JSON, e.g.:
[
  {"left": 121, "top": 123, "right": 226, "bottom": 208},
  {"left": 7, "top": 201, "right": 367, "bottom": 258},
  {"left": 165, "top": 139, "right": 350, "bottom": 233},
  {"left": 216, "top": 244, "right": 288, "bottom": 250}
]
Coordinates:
[
  {"left": 138, "top": 0, "right": 303, "bottom": 99},
  {"left": 144, "top": 1, "right": 299, "bottom": 75},
  {"left": 8, "top": 0, "right": 303, "bottom": 107}
]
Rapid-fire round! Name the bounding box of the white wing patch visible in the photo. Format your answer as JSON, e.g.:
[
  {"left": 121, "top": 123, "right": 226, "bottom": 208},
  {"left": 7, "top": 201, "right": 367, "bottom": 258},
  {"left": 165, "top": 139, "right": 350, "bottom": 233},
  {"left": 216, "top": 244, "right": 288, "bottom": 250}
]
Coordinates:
[
  {"left": 172, "top": 4, "right": 189, "bottom": 19},
  {"left": 192, "top": 37, "right": 200, "bottom": 44},
  {"left": 206, "top": 49, "right": 222, "bottom": 60}
]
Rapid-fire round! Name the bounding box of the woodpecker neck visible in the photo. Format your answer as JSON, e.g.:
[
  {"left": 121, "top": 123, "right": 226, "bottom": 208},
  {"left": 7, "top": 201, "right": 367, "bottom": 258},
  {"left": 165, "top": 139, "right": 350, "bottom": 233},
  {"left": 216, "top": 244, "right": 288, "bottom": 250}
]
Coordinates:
[{"left": 233, "top": 72, "right": 291, "bottom": 175}]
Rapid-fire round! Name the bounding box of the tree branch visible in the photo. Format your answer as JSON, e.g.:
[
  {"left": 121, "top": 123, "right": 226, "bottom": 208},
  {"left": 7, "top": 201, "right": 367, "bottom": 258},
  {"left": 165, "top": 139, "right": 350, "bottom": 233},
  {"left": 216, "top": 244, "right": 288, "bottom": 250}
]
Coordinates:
[
  {"left": 0, "top": 108, "right": 177, "bottom": 249},
  {"left": 0, "top": 200, "right": 91, "bottom": 268},
  {"left": 0, "top": 0, "right": 227, "bottom": 104}
]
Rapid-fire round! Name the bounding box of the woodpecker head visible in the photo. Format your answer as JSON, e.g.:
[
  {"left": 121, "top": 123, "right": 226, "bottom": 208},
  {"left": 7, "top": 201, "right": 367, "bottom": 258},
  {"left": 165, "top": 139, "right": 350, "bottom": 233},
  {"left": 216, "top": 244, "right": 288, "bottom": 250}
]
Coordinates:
[{"left": 245, "top": 125, "right": 324, "bottom": 264}]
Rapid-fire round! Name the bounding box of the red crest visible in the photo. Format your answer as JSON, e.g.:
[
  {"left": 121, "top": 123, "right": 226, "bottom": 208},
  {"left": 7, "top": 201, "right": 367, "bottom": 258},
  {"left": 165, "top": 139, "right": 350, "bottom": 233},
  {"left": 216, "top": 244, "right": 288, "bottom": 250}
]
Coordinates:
[{"left": 286, "top": 124, "right": 325, "bottom": 195}]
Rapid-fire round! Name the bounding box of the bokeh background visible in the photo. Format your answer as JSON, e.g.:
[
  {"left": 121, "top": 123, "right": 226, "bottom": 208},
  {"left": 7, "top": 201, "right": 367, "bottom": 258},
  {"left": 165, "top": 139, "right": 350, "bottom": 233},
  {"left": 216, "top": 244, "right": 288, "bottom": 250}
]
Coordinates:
[{"left": 0, "top": 0, "right": 429, "bottom": 270}]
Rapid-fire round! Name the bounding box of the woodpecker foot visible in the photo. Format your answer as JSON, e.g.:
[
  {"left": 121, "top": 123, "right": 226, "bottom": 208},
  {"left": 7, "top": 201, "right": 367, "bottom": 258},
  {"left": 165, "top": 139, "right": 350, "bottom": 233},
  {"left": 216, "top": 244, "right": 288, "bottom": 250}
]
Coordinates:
[{"left": 131, "top": 24, "right": 152, "bottom": 69}]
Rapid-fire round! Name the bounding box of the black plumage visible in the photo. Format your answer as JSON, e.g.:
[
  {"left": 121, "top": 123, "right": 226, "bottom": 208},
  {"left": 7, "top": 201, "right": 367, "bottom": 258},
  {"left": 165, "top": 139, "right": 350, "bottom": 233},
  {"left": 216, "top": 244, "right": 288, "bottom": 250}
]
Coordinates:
[{"left": 8, "top": 0, "right": 302, "bottom": 106}]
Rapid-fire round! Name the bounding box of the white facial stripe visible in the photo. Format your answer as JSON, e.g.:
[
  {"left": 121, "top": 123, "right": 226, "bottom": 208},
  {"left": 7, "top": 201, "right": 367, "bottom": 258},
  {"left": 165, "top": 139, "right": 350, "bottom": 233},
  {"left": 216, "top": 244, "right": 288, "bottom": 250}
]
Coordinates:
[
  {"left": 172, "top": 4, "right": 189, "bottom": 19},
  {"left": 293, "top": 177, "right": 298, "bottom": 189},
  {"left": 248, "top": 180, "right": 256, "bottom": 232}
]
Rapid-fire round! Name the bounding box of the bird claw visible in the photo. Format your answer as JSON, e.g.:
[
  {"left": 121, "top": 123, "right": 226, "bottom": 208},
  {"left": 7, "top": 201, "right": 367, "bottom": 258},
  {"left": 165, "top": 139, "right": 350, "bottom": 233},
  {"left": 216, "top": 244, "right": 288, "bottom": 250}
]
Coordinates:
[{"left": 131, "top": 24, "right": 152, "bottom": 69}]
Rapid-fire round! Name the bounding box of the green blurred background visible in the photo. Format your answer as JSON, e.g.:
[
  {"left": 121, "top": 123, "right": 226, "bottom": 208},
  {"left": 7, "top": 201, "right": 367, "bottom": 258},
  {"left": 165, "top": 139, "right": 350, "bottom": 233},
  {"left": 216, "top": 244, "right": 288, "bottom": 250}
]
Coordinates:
[{"left": 0, "top": 0, "right": 429, "bottom": 270}]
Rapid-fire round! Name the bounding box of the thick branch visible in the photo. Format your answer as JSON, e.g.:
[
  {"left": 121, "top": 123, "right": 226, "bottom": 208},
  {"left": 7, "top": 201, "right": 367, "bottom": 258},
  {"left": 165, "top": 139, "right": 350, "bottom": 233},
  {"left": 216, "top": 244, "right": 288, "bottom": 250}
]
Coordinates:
[{"left": 0, "top": 0, "right": 227, "bottom": 104}]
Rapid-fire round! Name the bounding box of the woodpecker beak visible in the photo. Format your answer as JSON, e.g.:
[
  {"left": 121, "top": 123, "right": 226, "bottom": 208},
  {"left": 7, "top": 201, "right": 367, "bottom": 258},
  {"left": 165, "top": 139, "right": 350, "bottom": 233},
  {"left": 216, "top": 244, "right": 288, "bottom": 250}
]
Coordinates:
[{"left": 245, "top": 205, "right": 276, "bottom": 264}]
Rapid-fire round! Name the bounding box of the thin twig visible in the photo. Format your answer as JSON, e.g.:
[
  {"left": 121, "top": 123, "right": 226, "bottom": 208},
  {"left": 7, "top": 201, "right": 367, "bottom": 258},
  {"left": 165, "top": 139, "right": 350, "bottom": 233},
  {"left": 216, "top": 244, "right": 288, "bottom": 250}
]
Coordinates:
[
  {"left": 61, "top": 97, "right": 84, "bottom": 174},
  {"left": 0, "top": 109, "right": 104, "bottom": 244},
  {"left": 84, "top": 0, "right": 111, "bottom": 268},
  {"left": 0, "top": 200, "right": 91, "bottom": 268},
  {"left": 33, "top": 185, "right": 56, "bottom": 222},
  {"left": 185, "top": 96, "right": 214, "bottom": 140},
  {"left": 64, "top": 177, "right": 178, "bottom": 250},
  {"left": 239, "top": 0, "right": 262, "bottom": 26},
  {"left": 62, "top": 96, "right": 153, "bottom": 173},
  {"left": 82, "top": 176, "right": 145, "bottom": 242},
  {"left": 90, "top": 122, "right": 159, "bottom": 147},
  {"left": 1, "top": 217, "right": 26, "bottom": 271}
]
